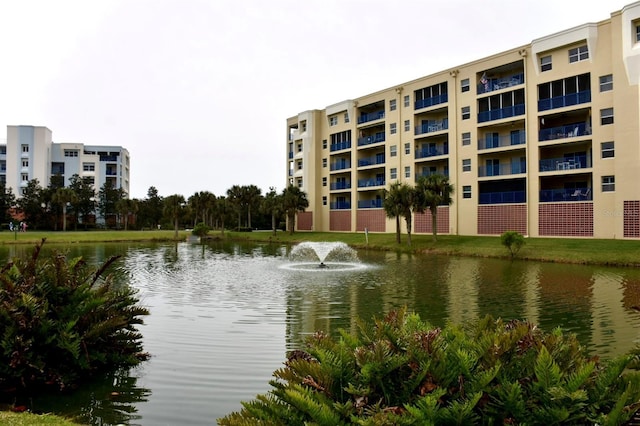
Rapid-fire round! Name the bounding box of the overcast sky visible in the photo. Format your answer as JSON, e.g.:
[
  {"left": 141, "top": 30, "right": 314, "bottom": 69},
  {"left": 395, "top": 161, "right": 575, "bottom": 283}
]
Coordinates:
[{"left": 0, "top": 0, "right": 631, "bottom": 199}]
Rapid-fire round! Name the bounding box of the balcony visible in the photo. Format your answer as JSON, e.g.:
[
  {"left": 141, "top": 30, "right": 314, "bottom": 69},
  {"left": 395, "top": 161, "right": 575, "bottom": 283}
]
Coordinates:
[
  {"left": 357, "top": 111, "right": 385, "bottom": 124},
  {"left": 539, "top": 155, "right": 590, "bottom": 172},
  {"left": 539, "top": 188, "right": 592, "bottom": 202},
  {"left": 478, "top": 162, "right": 526, "bottom": 177},
  {"left": 415, "top": 93, "right": 448, "bottom": 110},
  {"left": 330, "top": 201, "right": 351, "bottom": 210},
  {"left": 330, "top": 181, "right": 351, "bottom": 190},
  {"left": 479, "top": 190, "right": 526, "bottom": 204},
  {"left": 416, "top": 170, "right": 449, "bottom": 180},
  {"left": 415, "top": 144, "right": 449, "bottom": 159},
  {"left": 358, "top": 199, "right": 383, "bottom": 209},
  {"left": 539, "top": 123, "right": 589, "bottom": 142},
  {"left": 288, "top": 151, "right": 294, "bottom": 159},
  {"left": 358, "top": 154, "right": 385, "bottom": 167},
  {"left": 478, "top": 131, "right": 526, "bottom": 150},
  {"left": 538, "top": 90, "right": 591, "bottom": 112},
  {"left": 478, "top": 104, "right": 525, "bottom": 123},
  {"left": 477, "top": 73, "right": 524, "bottom": 95},
  {"left": 357, "top": 132, "right": 385, "bottom": 147},
  {"left": 415, "top": 119, "right": 448, "bottom": 136},
  {"left": 330, "top": 160, "right": 351, "bottom": 171},
  {"left": 330, "top": 140, "right": 352, "bottom": 152},
  {"left": 357, "top": 178, "right": 385, "bottom": 188}
]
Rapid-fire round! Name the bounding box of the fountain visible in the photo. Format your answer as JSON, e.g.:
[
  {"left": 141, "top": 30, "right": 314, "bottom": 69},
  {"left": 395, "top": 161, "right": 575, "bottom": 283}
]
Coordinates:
[{"left": 282, "top": 241, "right": 368, "bottom": 271}]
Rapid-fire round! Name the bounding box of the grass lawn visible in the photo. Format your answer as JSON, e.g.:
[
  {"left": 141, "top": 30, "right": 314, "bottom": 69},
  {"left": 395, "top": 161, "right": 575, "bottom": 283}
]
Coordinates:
[
  {"left": 0, "top": 411, "right": 77, "bottom": 425},
  {"left": 0, "top": 229, "right": 190, "bottom": 245}
]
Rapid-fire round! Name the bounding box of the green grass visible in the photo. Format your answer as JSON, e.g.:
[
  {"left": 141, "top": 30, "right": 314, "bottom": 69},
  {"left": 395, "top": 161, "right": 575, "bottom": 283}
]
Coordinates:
[
  {"left": 0, "top": 229, "right": 190, "bottom": 245},
  {"left": 0, "top": 411, "right": 77, "bottom": 425}
]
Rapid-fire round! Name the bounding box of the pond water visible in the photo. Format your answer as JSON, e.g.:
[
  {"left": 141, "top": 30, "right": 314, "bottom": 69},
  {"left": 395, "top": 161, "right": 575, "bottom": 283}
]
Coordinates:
[{"left": 3, "top": 240, "right": 640, "bottom": 425}]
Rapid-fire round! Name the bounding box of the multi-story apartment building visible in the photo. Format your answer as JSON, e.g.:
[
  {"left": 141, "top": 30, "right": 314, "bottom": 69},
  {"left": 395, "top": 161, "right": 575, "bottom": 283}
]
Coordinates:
[
  {"left": 286, "top": 2, "right": 640, "bottom": 239},
  {"left": 3, "top": 125, "right": 130, "bottom": 199}
]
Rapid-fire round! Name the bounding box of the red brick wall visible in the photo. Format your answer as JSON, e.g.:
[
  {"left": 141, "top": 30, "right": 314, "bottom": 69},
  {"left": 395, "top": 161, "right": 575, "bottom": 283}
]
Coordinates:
[
  {"left": 414, "top": 207, "right": 450, "bottom": 234},
  {"left": 356, "top": 210, "right": 385, "bottom": 232},
  {"left": 624, "top": 200, "right": 640, "bottom": 238},
  {"left": 477, "top": 204, "right": 527, "bottom": 235},
  {"left": 297, "top": 211, "right": 313, "bottom": 231},
  {"left": 538, "top": 203, "right": 593, "bottom": 237},
  {"left": 330, "top": 211, "right": 351, "bottom": 231}
]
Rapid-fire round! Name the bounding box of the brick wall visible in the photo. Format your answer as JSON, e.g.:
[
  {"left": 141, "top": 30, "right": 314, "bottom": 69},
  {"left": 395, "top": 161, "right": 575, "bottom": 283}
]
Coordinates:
[
  {"left": 538, "top": 203, "right": 593, "bottom": 237},
  {"left": 297, "top": 211, "right": 313, "bottom": 231},
  {"left": 330, "top": 211, "right": 351, "bottom": 231},
  {"left": 414, "top": 207, "right": 450, "bottom": 234},
  {"left": 624, "top": 200, "right": 640, "bottom": 238},
  {"left": 356, "top": 210, "right": 385, "bottom": 232},
  {"left": 477, "top": 204, "right": 527, "bottom": 235}
]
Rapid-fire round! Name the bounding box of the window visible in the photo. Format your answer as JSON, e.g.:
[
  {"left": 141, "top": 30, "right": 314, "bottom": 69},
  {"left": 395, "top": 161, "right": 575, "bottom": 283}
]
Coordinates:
[
  {"left": 636, "top": 22, "right": 640, "bottom": 42},
  {"left": 601, "top": 141, "right": 615, "bottom": 158},
  {"left": 404, "top": 143, "right": 410, "bottom": 155},
  {"left": 322, "top": 139, "right": 327, "bottom": 149},
  {"left": 322, "top": 196, "right": 327, "bottom": 206},
  {"left": 404, "top": 120, "right": 410, "bottom": 132},
  {"left": 390, "top": 145, "right": 397, "bottom": 157},
  {"left": 462, "top": 158, "right": 471, "bottom": 172},
  {"left": 329, "top": 116, "right": 337, "bottom": 126},
  {"left": 405, "top": 166, "right": 411, "bottom": 178},
  {"left": 600, "top": 108, "right": 614, "bottom": 125},
  {"left": 462, "top": 106, "right": 470, "bottom": 120},
  {"left": 301, "top": 121, "right": 307, "bottom": 132},
  {"left": 64, "top": 150, "right": 79, "bottom": 157},
  {"left": 403, "top": 95, "right": 410, "bottom": 107},
  {"left": 390, "top": 123, "right": 397, "bottom": 134},
  {"left": 21, "top": 173, "right": 28, "bottom": 181},
  {"left": 297, "top": 160, "right": 303, "bottom": 170},
  {"left": 83, "top": 162, "right": 95, "bottom": 171},
  {"left": 390, "top": 168, "right": 397, "bottom": 180},
  {"left": 297, "top": 143, "right": 302, "bottom": 152},
  {"left": 602, "top": 175, "right": 615, "bottom": 192},
  {"left": 86, "top": 177, "right": 95, "bottom": 185},
  {"left": 461, "top": 78, "right": 470, "bottom": 92},
  {"left": 462, "top": 132, "right": 471, "bottom": 146},
  {"left": 390, "top": 99, "right": 397, "bottom": 111},
  {"left": 344, "top": 113, "right": 350, "bottom": 123},
  {"left": 463, "top": 185, "right": 472, "bottom": 199},
  {"left": 569, "top": 45, "right": 589, "bottom": 63},
  {"left": 322, "top": 158, "right": 327, "bottom": 168},
  {"left": 599, "top": 74, "right": 613, "bottom": 92},
  {"left": 540, "top": 55, "right": 552, "bottom": 72},
  {"left": 21, "top": 144, "right": 29, "bottom": 153},
  {"left": 322, "top": 177, "right": 327, "bottom": 186},
  {"left": 21, "top": 160, "right": 28, "bottom": 168}
]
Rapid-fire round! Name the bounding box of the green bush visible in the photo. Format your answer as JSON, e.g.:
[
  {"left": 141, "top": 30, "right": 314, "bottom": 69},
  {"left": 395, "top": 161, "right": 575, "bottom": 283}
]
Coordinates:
[
  {"left": 501, "top": 230, "right": 526, "bottom": 259},
  {"left": 219, "top": 308, "right": 640, "bottom": 425},
  {"left": 192, "top": 222, "right": 210, "bottom": 237},
  {"left": 0, "top": 239, "right": 149, "bottom": 392}
]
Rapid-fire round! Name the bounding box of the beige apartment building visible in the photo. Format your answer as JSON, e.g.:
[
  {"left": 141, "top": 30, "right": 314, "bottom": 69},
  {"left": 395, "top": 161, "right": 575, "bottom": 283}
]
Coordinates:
[{"left": 286, "top": 2, "right": 640, "bottom": 239}]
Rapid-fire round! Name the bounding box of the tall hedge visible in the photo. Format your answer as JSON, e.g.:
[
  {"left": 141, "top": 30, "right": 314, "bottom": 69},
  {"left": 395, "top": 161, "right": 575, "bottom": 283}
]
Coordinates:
[{"left": 0, "top": 239, "right": 149, "bottom": 392}]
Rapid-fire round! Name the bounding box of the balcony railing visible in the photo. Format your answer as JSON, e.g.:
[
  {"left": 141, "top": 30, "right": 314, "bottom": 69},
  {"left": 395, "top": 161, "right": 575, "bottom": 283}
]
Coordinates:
[
  {"left": 478, "top": 104, "right": 525, "bottom": 123},
  {"left": 477, "top": 73, "right": 524, "bottom": 94},
  {"left": 415, "top": 119, "right": 449, "bottom": 135},
  {"left": 415, "top": 144, "right": 449, "bottom": 159},
  {"left": 539, "top": 188, "right": 592, "bottom": 202},
  {"left": 478, "top": 131, "right": 526, "bottom": 150},
  {"left": 330, "top": 181, "right": 351, "bottom": 190},
  {"left": 538, "top": 90, "right": 591, "bottom": 112},
  {"left": 539, "top": 123, "right": 588, "bottom": 141},
  {"left": 357, "top": 178, "right": 385, "bottom": 188},
  {"left": 330, "top": 201, "right": 351, "bottom": 210},
  {"left": 415, "top": 93, "right": 448, "bottom": 110},
  {"left": 357, "top": 111, "right": 385, "bottom": 124},
  {"left": 539, "top": 155, "right": 590, "bottom": 172},
  {"left": 330, "top": 161, "right": 351, "bottom": 171},
  {"left": 357, "top": 132, "right": 386, "bottom": 147},
  {"left": 330, "top": 140, "right": 352, "bottom": 151},
  {"left": 478, "top": 163, "right": 526, "bottom": 177},
  {"left": 416, "top": 170, "right": 449, "bottom": 180},
  {"left": 479, "top": 190, "right": 526, "bottom": 204},
  {"left": 358, "top": 199, "right": 383, "bottom": 209},
  {"left": 358, "top": 154, "right": 385, "bottom": 167},
  {"left": 288, "top": 151, "right": 294, "bottom": 159}
]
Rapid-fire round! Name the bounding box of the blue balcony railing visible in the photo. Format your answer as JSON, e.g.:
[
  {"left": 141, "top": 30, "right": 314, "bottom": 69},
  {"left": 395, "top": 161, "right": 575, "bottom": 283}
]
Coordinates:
[
  {"left": 358, "top": 199, "right": 383, "bottom": 209},
  {"left": 357, "top": 132, "right": 386, "bottom": 146},
  {"left": 538, "top": 90, "right": 591, "bottom": 112},
  {"left": 477, "top": 73, "right": 524, "bottom": 94},
  {"left": 539, "top": 188, "right": 592, "bottom": 202},
  {"left": 330, "top": 201, "right": 351, "bottom": 210},
  {"left": 415, "top": 144, "right": 449, "bottom": 159},
  {"left": 330, "top": 161, "right": 351, "bottom": 171},
  {"left": 478, "top": 131, "right": 526, "bottom": 150},
  {"left": 416, "top": 170, "right": 449, "bottom": 180},
  {"left": 357, "top": 111, "right": 385, "bottom": 124},
  {"left": 539, "top": 123, "right": 588, "bottom": 141},
  {"left": 415, "top": 93, "right": 448, "bottom": 110},
  {"left": 358, "top": 154, "right": 385, "bottom": 167},
  {"left": 539, "top": 155, "right": 590, "bottom": 172},
  {"left": 478, "top": 162, "right": 526, "bottom": 177},
  {"left": 357, "top": 178, "right": 385, "bottom": 188},
  {"left": 415, "top": 119, "right": 449, "bottom": 135},
  {"left": 478, "top": 104, "right": 525, "bottom": 123},
  {"left": 330, "top": 140, "right": 352, "bottom": 151},
  {"left": 479, "top": 191, "right": 526, "bottom": 204},
  {"left": 330, "top": 181, "right": 351, "bottom": 190}
]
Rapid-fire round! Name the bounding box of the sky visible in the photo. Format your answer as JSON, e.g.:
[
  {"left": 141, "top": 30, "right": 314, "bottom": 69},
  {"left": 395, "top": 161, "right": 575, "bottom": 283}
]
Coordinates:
[{"left": 0, "top": 0, "right": 632, "bottom": 199}]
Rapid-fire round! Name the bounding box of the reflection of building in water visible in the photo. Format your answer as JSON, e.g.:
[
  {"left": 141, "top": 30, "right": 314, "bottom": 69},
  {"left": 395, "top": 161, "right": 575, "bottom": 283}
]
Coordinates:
[{"left": 445, "top": 257, "right": 480, "bottom": 324}]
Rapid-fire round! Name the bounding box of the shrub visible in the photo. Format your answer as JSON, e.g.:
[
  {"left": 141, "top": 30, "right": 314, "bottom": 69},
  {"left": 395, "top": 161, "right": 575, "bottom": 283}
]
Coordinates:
[
  {"left": 192, "top": 222, "right": 210, "bottom": 237},
  {"left": 0, "top": 239, "right": 149, "bottom": 392},
  {"left": 501, "top": 230, "right": 525, "bottom": 259},
  {"left": 219, "top": 308, "right": 640, "bottom": 425}
]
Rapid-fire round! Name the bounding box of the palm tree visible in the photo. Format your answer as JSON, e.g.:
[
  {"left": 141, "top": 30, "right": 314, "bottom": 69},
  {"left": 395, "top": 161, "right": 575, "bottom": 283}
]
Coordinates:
[
  {"left": 244, "top": 185, "right": 262, "bottom": 229},
  {"left": 163, "top": 194, "right": 186, "bottom": 239},
  {"left": 281, "top": 185, "right": 309, "bottom": 235},
  {"left": 383, "top": 182, "right": 417, "bottom": 246},
  {"left": 213, "top": 195, "right": 228, "bottom": 234},
  {"left": 115, "top": 198, "right": 139, "bottom": 230},
  {"left": 52, "top": 187, "right": 78, "bottom": 232},
  {"left": 226, "top": 185, "right": 243, "bottom": 229},
  {"left": 415, "top": 174, "right": 454, "bottom": 241},
  {"left": 261, "top": 187, "right": 283, "bottom": 236}
]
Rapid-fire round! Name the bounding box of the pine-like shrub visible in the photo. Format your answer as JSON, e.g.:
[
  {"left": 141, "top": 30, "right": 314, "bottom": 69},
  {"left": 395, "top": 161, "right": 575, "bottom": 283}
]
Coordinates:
[
  {"left": 0, "top": 239, "right": 149, "bottom": 392},
  {"left": 219, "top": 307, "right": 640, "bottom": 425}
]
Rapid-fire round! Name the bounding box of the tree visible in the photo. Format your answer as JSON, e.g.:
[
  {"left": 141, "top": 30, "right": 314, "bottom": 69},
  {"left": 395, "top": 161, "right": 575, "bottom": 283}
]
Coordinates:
[
  {"left": 415, "top": 174, "right": 454, "bottom": 241},
  {"left": 383, "top": 181, "right": 417, "bottom": 245},
  {"left": 137, "top": 186, "right": 164, "bottom": 229},
  {"left": 163, "top": 194, "right": 186, "bottom": 239},
  {"left": 52, "top": 187, "right": 78, "bottom": 232},
  {"left": 16, "top": 179, "right": 46, "bottom": 230},
  {"left": 188, "top": 191, "right": 216, "bottom": 228},
  {"left": 68, "top": 174, "right": 97, "bottom": 230},
  {"left": 282, "top": 185, "right": 309, "bottom": 235},
  {"left": 98, "top": 181, "right": 126, "bottom": 228},
  {"left": 213, "top": 195, "right": 228, "bottom": 234},
  {"left": 244, "top": 185, "right": 262, "bottom": 229},
  {"left": 116, "top": 198, "right": 139, "bottom": 231},
  {"left": 0, "top": 183, "right": 16, "bottom": 226},
  {"left": 261, "top": 187, "right": 283, "bottom": 236},
  {"left": 501, "top": 231, "right": 525, "bottom": 259},
  {"left": 226, "top": 185, "right": 244, "bottom": 229}
]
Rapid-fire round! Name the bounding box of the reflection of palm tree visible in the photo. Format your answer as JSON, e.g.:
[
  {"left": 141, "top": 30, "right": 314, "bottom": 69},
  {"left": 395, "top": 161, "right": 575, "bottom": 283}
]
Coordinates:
[{"left": 52, "top": 187, "right": 78, "bottom": 232}]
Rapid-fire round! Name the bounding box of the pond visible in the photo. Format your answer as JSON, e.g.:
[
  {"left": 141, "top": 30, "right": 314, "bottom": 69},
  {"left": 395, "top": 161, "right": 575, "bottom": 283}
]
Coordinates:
[{"left": 3, "top": 240, "right": 640, "bottom": 425}]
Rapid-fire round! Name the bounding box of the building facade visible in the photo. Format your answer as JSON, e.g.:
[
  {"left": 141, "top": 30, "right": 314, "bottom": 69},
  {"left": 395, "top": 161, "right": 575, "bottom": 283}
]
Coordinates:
[
  {"left": 286, "top": 2, "right": 640, "bottom": 239},
  {"left": 3, "top": 125, "right": 130, "bottom": 198}
]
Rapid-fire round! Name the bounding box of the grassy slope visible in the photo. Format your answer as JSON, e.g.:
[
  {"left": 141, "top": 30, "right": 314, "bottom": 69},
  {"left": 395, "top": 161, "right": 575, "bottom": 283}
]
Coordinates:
[{"left": 0, "top": 411, "right": 77, "bottom": 425}]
